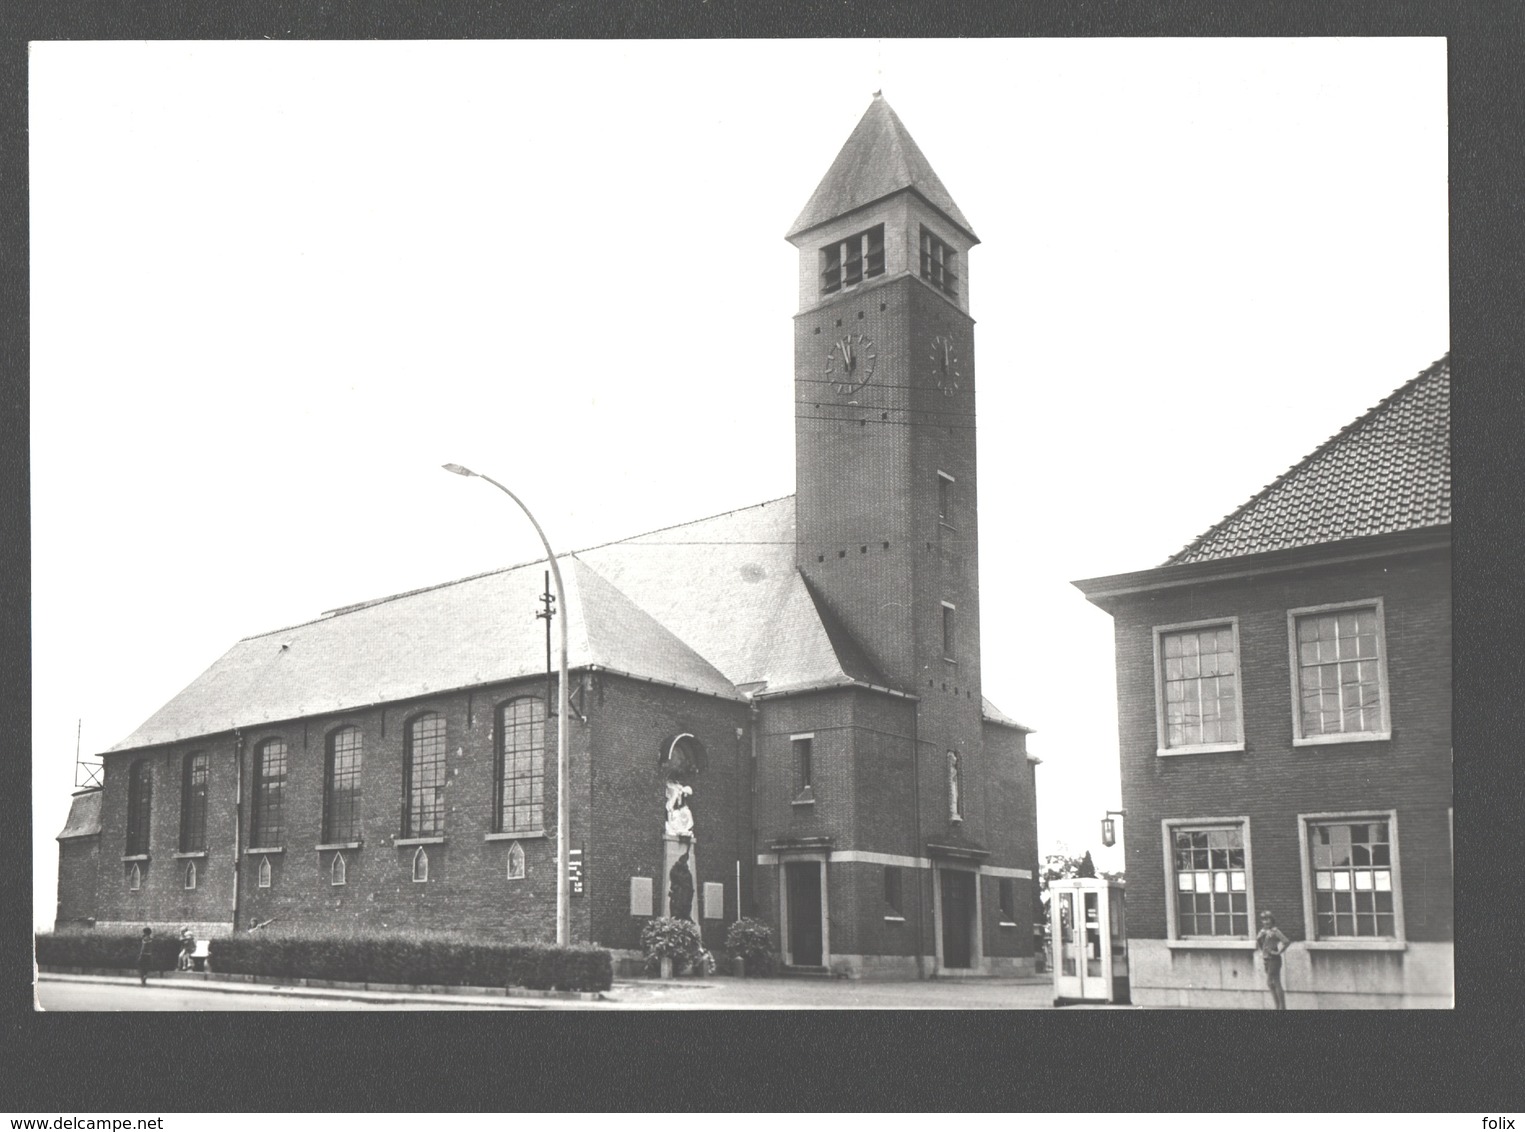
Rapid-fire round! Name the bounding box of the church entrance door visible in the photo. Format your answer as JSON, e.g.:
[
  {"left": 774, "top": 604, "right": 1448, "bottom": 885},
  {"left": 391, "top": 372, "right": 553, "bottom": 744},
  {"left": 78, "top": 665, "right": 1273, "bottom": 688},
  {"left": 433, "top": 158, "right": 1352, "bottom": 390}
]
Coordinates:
[
  {"left": 940, "top": 868, "right": 975, "bottom": 969},
  {"left": 785, "top": 861, "right": 823, "bottom": 967}
]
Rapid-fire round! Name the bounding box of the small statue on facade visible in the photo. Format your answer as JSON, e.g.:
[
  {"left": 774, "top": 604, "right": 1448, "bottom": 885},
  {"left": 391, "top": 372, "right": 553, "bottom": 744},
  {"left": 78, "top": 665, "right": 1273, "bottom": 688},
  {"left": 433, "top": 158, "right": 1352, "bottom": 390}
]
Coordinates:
[
  {"left": 664, "top": 779, "right": 695, "bottom": 842},
  {"left": 668, "top": 848, "right": 695, "bottom": 920}
]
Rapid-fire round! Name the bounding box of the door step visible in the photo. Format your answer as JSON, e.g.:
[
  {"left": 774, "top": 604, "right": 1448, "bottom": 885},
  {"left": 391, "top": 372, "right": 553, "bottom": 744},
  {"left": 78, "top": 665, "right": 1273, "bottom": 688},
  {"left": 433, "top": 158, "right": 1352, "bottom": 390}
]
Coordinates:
[{"left": 782, "top": 965, "right": 831, "bottom": 977}]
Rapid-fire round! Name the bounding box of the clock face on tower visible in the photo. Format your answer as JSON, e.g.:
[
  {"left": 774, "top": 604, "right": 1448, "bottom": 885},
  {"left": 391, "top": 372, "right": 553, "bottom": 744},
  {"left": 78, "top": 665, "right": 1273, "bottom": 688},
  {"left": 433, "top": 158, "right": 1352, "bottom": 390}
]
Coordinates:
[
  {"left": 825, "top": 333, "right": 877, "bottom": 396},
  {"left": 929, "top": 334, "right": 961, "bottom": 395}
]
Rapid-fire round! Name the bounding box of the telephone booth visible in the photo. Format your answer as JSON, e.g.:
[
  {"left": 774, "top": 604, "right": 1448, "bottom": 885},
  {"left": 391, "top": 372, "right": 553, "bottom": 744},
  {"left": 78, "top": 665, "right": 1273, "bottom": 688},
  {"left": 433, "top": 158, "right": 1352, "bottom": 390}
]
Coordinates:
[{"left": 1050, "top": 877, "right": 1129, "bottom": 1006}]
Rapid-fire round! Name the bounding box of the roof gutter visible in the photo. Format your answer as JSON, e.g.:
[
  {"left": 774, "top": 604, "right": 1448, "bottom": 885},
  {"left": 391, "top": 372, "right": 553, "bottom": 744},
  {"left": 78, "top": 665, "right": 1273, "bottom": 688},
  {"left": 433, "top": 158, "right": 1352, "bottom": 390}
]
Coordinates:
[
  {"left": 750, "top": 678, "right": 920, "bottom": 703},
  {"left": 1073, "top": 527, "right": 1450, "bottom": 610}
]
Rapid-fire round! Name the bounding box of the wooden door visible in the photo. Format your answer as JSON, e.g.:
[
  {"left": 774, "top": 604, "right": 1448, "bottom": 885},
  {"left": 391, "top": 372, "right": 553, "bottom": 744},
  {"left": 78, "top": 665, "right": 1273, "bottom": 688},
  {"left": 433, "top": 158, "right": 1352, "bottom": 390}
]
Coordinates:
[
  {"left": 785, "top": 861, "right": 822, "bottom": 967},
  {"left": 941, "top": 868, "right": 975, "bottom": 968}
]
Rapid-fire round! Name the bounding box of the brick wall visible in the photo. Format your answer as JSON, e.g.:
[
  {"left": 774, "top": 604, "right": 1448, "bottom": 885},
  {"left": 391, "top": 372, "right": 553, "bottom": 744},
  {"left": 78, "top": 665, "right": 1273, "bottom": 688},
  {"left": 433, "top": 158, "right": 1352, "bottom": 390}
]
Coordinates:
[
  {"left": 582, "top": 671, "right": 751, "bottom": 955},
  {"left": 1110, "top": 545, "right": 1452, "bottom": 944},
  {"left": 795, "top": 273, "right": 981, "bottom": 697},
  {"left": 95, "top": 738, "right": 239, "bottom": 931},
  {"left": 55, "top": 835, "right": 100, "bottom": 928}
]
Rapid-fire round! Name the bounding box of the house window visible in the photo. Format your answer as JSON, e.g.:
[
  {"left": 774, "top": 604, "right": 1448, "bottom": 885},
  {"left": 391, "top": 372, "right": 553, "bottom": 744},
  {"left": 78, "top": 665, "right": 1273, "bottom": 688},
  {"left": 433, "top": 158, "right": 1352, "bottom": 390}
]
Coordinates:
[
  {"left": 1303, "top": 815, "right": 1400, "bottom": 939},
  {"left": 330, "top": 851, "right": 346, "bottom": 887},
  {"left": 323, "top": 727, "right": 363, "bottom": 843},
  {"left": 1290, "top": 602, "right": 1390, "bottom": 742},
  {"left": 792, "top": 734, "right": 814, "bottom": 797},
  {"left": 179, "top": 752, "right": 208, "bottom": 852},
  {"left": 1168, "top": 823, "right": 1250, "bottom": 937},
  {"left": 184, "top": 860, "right": 197, "bottom": 890},
  {"left": 127, "top": 862, "right": 141, "bottom": 891},
  {"left": 496, "top": 698, "right": 545, "bottom": 834},
  {"left": 821, "top": 224, "right": 885, "bottom": 294},
  {"left": 919, "top": 226, "right": 958, "bottom": 297},
  {"left": 258, "top": 855, "right": 272, "bottom": 888},
  {"left": 507, "top": 840, "right": 526, "bottom": 881},
  {"left": 942, "top": 602, "right": 956, "bottom": 659},
  {"left": 412, "top": 845, "right": 429, "bottom": 883},
  {"left": 1155, "top": 621, "right": 1242, "bottom": 751},
  {"left": 251, "top": 739, "right": 287, "bottom": 847},
  {"left": 884, "top": 866, "right": 903, "bottom": 915},
  {"left": 937, "top": 472, "right": 955, "bottom": 526},
  {"left": 404, "top": 713, "right": 447, "bottom": 838},
  {"left": 998, "top": 879, "right": 1016, "bottom": 924},
  {"left": 125, "top": 759, "right": 153, "bottom": 856},
  {"left": 947, "top": 750, "right": 963, "bottom": 821}
]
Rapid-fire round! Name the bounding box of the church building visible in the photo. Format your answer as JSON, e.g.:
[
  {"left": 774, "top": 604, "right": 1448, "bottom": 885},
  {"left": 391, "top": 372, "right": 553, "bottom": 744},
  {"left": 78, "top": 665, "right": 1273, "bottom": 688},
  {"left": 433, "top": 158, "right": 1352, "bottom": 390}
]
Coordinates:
[{"left": 55, "top": 95, "right": 1042, "bottom": 978}]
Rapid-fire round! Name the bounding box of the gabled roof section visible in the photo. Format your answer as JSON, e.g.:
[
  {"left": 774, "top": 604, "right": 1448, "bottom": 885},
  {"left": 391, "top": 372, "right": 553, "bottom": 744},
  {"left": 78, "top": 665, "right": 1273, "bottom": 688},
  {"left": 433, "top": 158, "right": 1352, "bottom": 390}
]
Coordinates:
[
  {"left": 577, "top": 496, "right": 886, "bottom": 694},
  {"left": 106, "top": 496, "right": 896, "bottom": 753},
  {"left": 107, "top": 550, "right": 741, "bottom": 753},
  {"left": 750, "top": 573, "right": 887, "bottom": 694},
  {"left": 1166, "top": 355, "right": 1450, "bottom": 565},
  {"left": 981, "top": 696, "right": 1033, "bottom": 733},
  {"left": 786, "top": 93, "right": 977, "bottom": 242},
  {"left": 569, "top": 559, "right": 736, "bottom": 698},
  {"left": 57, "top": 789, "right": 102, "bottom": 840}
]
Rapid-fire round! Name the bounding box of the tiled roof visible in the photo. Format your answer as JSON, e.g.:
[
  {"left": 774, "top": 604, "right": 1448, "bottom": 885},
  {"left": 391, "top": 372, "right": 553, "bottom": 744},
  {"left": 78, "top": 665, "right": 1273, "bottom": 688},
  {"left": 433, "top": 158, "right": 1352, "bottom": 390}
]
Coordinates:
[
  {"left": 786, "top": 93, "right": 977, "bottom": 241},
  {"left": 57, "top": 789, "right": 102, "bottom": 839},
  {"left": 981, "top": 696, "right": 1032, "bottom": 733},
  {"left": 106, "top": 498, "right": 887, "bottom": 753},
  {"left": 1166, "top": 355, "right": 1450, "bottom": 565}
]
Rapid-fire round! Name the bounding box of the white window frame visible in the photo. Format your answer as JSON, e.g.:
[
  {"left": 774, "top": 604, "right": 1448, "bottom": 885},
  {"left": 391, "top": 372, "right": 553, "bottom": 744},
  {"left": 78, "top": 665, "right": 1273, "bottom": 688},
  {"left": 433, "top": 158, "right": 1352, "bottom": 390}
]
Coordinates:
[
  {"left": 790, "top": 732, "right": 815, "bottom": 802},
  {"left": 941, "top": 601, "right": 957, "bottom": 662},
  {"left": 1297, "top": 810, "right": 1406, "bottom": 950},
  {"left": 1162, "top": 817, "right": 1257, "bottom": 948},
  {"left": 1287, "top": 599, "right": 1392, "bottom": 746},
  {"left": 1153, "top": 618, "right": 1245, "bottom": 756}
]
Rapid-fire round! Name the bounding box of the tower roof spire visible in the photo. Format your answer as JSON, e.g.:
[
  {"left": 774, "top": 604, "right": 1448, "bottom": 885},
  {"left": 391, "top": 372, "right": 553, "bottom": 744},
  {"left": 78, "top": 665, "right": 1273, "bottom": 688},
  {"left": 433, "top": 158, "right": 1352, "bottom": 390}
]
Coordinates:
[{"left": 787, "top": 94, "right": 977, "bottom": 243}]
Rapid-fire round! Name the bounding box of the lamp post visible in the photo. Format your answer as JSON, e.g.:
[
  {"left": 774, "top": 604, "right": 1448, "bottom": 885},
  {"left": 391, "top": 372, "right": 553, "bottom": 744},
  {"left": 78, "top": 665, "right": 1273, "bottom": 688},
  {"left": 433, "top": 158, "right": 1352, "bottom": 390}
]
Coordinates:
[
  {"left": 1101, "top": 809, "right": 1127, "bottom": 849},
  {"left": 442, "top": 463, "right": 571, "bottom": 946}
]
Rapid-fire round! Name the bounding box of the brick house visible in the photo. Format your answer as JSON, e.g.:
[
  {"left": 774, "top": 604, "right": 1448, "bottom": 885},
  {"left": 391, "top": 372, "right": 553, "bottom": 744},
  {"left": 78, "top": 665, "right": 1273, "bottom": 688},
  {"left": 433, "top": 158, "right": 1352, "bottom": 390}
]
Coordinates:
[
  {"left": 1073, "top": 356, "right": 1451, "bottom": 1007},
  {"left": 55, "top": 94, "right": 1041, "bottom": 978}
]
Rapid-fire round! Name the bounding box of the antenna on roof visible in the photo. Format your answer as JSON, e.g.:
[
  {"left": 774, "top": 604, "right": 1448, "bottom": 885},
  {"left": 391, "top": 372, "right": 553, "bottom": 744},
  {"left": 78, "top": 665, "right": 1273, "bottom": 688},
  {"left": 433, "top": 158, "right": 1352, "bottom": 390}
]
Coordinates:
[{"left": 74, "top": 718, "right": 102, "bottom": 790}]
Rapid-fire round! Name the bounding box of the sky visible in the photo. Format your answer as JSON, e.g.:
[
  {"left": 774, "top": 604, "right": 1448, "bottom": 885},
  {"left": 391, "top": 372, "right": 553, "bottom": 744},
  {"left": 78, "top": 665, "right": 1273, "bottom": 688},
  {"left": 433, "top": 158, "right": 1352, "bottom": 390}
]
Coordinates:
[{"left": 29, "top": 38, "right": 1448, "bottom": 929}]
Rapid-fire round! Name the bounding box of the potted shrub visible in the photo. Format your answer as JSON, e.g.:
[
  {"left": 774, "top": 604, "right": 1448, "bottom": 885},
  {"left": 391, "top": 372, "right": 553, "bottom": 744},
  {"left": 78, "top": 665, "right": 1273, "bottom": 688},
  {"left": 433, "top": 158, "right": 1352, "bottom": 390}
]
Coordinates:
[
  {"left": 724, "top": 917, "right": 775, "bottom": 977},
  {"left": 640, "top": 917, "right": 702, "bottom": 978}
]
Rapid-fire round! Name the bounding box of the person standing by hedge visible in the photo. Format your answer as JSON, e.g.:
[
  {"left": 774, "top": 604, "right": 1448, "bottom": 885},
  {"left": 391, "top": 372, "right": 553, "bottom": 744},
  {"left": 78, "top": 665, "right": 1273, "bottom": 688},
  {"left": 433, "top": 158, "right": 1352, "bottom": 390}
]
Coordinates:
[{"left": 136, "top": 926, "right": 154, "bottom": 986}]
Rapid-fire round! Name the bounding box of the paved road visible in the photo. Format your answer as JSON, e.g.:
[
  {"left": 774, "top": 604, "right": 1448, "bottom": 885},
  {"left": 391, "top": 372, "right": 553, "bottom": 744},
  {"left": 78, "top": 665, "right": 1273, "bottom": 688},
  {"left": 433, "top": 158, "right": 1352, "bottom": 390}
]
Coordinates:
[{"left": 35, "top": 972, "right": 1064, "bottom": 1011}]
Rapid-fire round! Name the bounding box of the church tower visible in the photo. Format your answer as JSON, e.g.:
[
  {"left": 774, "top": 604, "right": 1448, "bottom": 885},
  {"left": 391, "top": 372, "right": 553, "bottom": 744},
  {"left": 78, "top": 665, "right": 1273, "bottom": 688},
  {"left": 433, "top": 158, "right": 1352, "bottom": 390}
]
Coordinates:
[{"left": 788, "top": 93, "right": 984, "bottom": 747}]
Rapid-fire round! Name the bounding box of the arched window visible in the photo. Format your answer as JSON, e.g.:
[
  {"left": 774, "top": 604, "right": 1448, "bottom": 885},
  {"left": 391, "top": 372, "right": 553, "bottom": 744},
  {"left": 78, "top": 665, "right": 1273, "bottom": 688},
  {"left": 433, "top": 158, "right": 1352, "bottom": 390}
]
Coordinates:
[
  {"left": 330, "top": 851, "right": 346, "bottom": 887},
  {"left": 127, "top": 862, "right": 142, "bottom": 891},
  {"left": 947, "top": 750, "right": 963, "bottom": 822},
  {"left": 179, "top": 752, "right": 209, "bottom": 852},
  {"left": 507, "top": 840, "right": 526, "bottom": 881},
  {"left": 125, "top": 759, "right": 153, "bottom": 855},
  {"left": 412, "top": 845, "right": 429, "bottom": 883},
  {"left": 258, "top": 855, "right": 272, "bottom": 888},
  {"left": 251, "top": 739, "right": 288, "bottom": 846},
  {"left": 324, "top": 726, "right": 363, "bottom": 843},
  {"left": 404, "top": 713, "right": 447, "bottom": 837},
  {"left": 184, "top": 860, "right": 197, "bottom": 890},
  {"left": 495, "top": 698, "right": 545, "bottom": 834}
]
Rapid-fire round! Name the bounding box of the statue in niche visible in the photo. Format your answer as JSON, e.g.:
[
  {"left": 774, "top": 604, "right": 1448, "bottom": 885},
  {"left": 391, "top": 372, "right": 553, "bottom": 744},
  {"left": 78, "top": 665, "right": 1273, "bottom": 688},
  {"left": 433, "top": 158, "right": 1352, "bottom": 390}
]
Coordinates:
[
  {"left": 665, "top": 779, "right": 695, "bottom": 842},
  {"left": 668, "top": 848, "right": 694, "bottom": 920}
]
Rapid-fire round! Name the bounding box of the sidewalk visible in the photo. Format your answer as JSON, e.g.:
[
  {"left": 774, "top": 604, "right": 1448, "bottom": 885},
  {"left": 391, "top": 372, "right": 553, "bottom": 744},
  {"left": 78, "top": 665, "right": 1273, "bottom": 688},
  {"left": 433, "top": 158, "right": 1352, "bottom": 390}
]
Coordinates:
[
  {"left": 38, "top": 969, "right": 1079, "bottom": 1010},
  {"left": 38, "top": 971, "right": 565, "bottom": 1009}
]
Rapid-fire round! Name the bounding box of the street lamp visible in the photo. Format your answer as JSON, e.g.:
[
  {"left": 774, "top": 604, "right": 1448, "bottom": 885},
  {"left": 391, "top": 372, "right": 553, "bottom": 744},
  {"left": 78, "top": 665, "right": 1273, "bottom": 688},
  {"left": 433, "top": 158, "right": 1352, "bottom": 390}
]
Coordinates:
[
  {"left": 442, "top": 463, "right": 571, "bottom": 946},
  {"left": 1101, "top": 809, "right": 1127, "bottom": 849}
]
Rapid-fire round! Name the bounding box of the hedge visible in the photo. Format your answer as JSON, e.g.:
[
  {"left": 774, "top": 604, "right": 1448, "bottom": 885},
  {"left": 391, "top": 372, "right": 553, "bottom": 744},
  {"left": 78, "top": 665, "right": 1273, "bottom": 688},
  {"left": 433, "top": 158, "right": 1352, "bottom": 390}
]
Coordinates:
[
  {"left": 36, "top": 930, "right": 180, "bottom": 973},
  {"left": 208, "top": 930, "right": 613, "bottom": 993}
]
